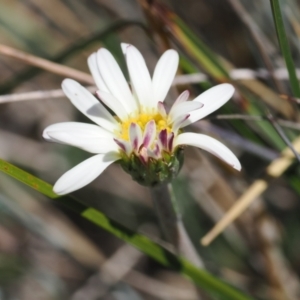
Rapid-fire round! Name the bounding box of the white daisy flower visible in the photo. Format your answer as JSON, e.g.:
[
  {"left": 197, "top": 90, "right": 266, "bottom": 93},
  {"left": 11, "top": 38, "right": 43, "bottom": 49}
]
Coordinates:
[{"left": 43, "top": 44, "right": 241, "bottom": 195}]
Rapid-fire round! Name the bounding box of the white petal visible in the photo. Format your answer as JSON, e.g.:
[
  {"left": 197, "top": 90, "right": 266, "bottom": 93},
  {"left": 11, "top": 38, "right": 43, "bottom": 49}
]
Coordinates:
[
  {"left": 172, "top": 114, "right": 190, "bottom": 133},
  {"left": 126, "top": 45, "right": 152, "bottom": 108},
  {"left": 181, "top": 84, "right": 235, "bottom": 127},
  {"left": 169, "top": 101, "right": 203, "bottom": 122},
  {"left": 142, "top": 120, "right": 156, "bottom": 148},
  {"left": 174, "top": 132, "right": 241, "bottom": 171},
  {"left": 87, "top": 53, "right": 109, "bottom": 92},
  {"left": 152, "top": 50, "right": 179, "bottom": 105},
  {"left": 46, "top": 131, "right": 119, "bottom": 154},
  {"left": 43, "top": 122, "right": 112, "bottom": 141},
  {"left": 196, "top": 84, "right": 235, "bottom": 106},
  {"left": 97, "top": 48, "right": 138, "bottom": 112},
  {"left": 62, "top": 79, "right": 119, "bottom": 132},
  {"left": 121, "top": 43, "right": 131, "bottom": 55},
  {"left": 53, "top": 152, "right": 119, "bottom": 195},
  {"left": 96, "top": 90, "right": 128, "bottom": 121},
  {"left": 157, "top": 101, "right": 167, "bottom": 118}
]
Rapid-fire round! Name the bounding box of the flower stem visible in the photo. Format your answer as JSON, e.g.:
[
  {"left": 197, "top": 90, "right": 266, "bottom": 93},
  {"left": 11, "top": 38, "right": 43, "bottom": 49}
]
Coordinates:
[
  {"left": 151, "top": 183, "right": 179, "bottom": 247},
  {"left": 150, "top": 183, "right": 203, "bottom": 268}
]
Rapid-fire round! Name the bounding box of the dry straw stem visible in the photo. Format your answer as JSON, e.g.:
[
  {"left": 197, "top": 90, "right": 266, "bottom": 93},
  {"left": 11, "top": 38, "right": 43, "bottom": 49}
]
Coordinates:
[
  {"left": 201, "top": 136, "right": 300, "bottom": 246},
  {"left": 1, "top": 72, "right": 300, "bottom": 104},
  {"left": 0, "top": 44, "right": 94, "bottom": 85},
  {"left": 71, "top": 244, "right": 143, "bottom": 300},
  {"left": 72, "top": 243, "right": 198, "bottom": 300},
  {"left": 0, "top": 87, "right": 97, "bottom": 104}
]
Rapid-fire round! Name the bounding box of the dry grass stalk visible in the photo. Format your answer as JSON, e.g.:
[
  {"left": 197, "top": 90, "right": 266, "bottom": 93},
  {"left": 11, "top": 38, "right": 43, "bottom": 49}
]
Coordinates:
[
  {"left": 201, "top": 136, "right": 300, "bottom": 246},
  {"left": 0, "top": 86, "right": 96, "bottom": 103},
  {"left": 0, "top": 44, "right": 94, "bottom": 84}
]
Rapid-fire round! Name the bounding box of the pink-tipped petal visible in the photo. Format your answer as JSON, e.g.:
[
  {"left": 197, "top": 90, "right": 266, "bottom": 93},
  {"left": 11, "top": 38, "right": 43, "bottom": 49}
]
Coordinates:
[
  {"left": 157, "top": 101, "right": 167, "bottom": 118},
  {"left": 158, "top": 129, "right": 168, "bottom": 150},
  {"left": 142, "top": 120, "right": 156, "bottom": 148},
  {"left": 152, "top": 50, "right": 179, "bottom": 105},
  {"left": 175, "top": 90, "right": 190, "bottom": 105},
  {"left": 174, "top": 132, "right": 241, "bottom": 171},
  {"left": 129, "top": 123, "right": 142, "bottom": 151},
  {"left": 168, "top": 132, "right": 175, "bottom": 152},
  {"left": 169, "top": 90, "right": 190, "bottom": 115},
  {"left": 53, "top": 152, "right": 119, "bottom": 195},
  {"left": 169, "top": 101, "right": 203, "bottom": 122},
  {"left": 114, "top": 138, "right": 132, "bottom": 155}
]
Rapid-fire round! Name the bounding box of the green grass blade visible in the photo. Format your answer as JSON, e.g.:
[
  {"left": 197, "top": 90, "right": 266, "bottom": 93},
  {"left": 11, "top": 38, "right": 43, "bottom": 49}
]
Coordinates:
[
  {"left": 0, "top": 159, "right": 58, "bottom": 199},
  {"left": 0, "top": 158, "right": 253, "bottom": 300},
  {"left": 270, "top": 0, "right": 300, "bottom": 97}
]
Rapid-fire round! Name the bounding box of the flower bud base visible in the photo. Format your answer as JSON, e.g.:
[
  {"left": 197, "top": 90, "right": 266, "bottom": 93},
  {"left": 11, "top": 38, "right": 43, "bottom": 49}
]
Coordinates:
[{"left": 119, "top": 148, "right": 184, "bottom": 186}]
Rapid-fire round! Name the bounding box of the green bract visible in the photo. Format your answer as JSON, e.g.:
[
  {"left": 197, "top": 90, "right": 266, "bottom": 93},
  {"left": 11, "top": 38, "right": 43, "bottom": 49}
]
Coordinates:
[{"left": 119, "top": 147, "right": 184, "bottom": 186}]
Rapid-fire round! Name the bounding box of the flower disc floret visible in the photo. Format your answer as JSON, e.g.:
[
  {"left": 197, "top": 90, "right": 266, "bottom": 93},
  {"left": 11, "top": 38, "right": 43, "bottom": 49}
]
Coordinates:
[{"left": 116, "top": 108, "right": 171, "bottom": 141}]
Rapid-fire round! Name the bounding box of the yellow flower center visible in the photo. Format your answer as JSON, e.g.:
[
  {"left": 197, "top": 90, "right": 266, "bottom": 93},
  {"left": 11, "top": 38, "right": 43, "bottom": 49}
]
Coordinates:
[{"left": 116, "top": 109, "right": 172, "bottom": 141}]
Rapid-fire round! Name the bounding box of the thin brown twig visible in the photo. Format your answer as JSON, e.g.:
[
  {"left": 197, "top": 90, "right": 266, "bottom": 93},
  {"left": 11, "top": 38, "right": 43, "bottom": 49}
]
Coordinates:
[
  {"left": 266, "top": 111, "right": 300, "bottom": 163},
  {"left": 213, "top": 114, "right": 300, "bottom": 131},
  {"left": 71, "top": 244, "right": 142, "bottom": 300},
  {"left": 0, "top": 87, "right": 97, "bottom": 103},
  {"left": 280, "top": 94, "right": 300, "bottom": 104},
  {"left": 1, "top": 68, "right": 300, "bottom": 102},
  {"left": 0, "top": 44, "right": 94, "bottom": 85},
  {"left": 216, "top": 109, "right": 300, "bottom": 162},
  {"left": 192, "top": 120, "right": 280, "bottom": 160}
]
